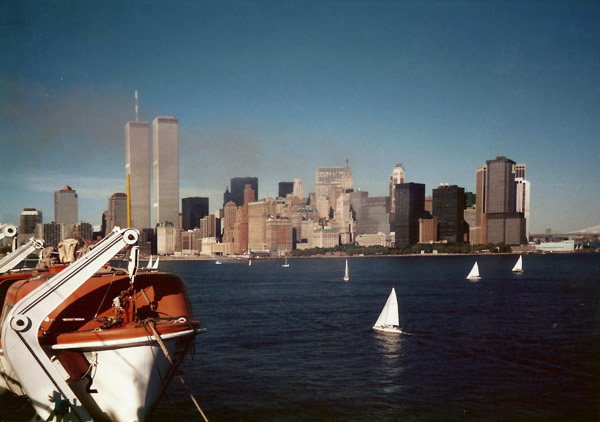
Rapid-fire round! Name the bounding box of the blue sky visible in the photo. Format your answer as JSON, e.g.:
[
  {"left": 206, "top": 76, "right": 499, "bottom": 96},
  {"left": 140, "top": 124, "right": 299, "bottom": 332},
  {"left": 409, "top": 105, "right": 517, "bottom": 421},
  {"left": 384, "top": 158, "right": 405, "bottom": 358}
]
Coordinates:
[{"left": 1, "top": 1, "right": 598, "bottom": 233}]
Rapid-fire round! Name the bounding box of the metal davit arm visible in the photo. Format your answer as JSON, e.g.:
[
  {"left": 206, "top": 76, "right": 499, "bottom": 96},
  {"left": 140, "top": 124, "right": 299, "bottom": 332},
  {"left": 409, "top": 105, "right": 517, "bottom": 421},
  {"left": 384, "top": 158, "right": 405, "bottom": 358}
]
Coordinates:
[
  {"left": 0, "top": 237, "right": 45, "bottom": 274},
  {"left": 1, "top": 227, "right": 139, "bottom": 422}
]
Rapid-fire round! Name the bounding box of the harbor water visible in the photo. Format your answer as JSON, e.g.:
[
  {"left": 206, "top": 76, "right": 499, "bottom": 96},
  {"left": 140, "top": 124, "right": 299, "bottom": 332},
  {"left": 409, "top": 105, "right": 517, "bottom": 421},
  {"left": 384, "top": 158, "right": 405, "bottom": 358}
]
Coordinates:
[{"left": 2, "top": 254, "right": 599, "bottom": 421}]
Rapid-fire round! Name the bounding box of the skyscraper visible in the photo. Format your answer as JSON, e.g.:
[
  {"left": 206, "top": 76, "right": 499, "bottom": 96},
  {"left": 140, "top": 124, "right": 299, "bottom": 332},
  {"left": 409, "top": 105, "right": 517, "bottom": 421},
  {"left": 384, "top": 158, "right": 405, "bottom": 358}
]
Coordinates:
[
  {"left": 394, "top": 182, "right": 425, "bottom": 247},
  {"left": 472, "top": 165, "right": 488, "bottom": 245},
  {"left": 153, "top": 116, "right": 179, "bottom": 227},
  {"left": 432, "top": 184, "right": 466, "bottom": 243},
  {"left": 182, "top": 197, "right": 209, "bottom": 230},
  {"left": 125, "top": 120, "right": 151, "bottom": 230},
  {"left": 278, "top": 182, "right": 294, "bottom": 198},
  {"left": 515, "top": 164, "right": 531, "bottom": 242},
  {"left": 389, "top": 163, "right": 405, "bottom": 214},
  {"left": 293, "top": 178, "right": 303, "bottom": 199},
  {"left": 106, "top": 193, "right": 128, "bottom": 235},
  {"left": 18, "top": 208, "right": 42, "bottom": 245},
  {"left": 54, "top": 185, "right": 78, "bottom": 226},
  {"left": 485, "top": 156, "right": 526, "bottom": 245},
  {"left": 230, "top": 177, "right": 258, "bottom": 207}
]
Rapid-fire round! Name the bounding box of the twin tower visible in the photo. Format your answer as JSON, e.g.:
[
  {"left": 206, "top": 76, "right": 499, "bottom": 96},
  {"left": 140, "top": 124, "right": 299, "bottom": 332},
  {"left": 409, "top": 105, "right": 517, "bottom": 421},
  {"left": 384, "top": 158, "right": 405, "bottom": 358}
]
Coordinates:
[{"left": 125, "top": 116, "right": 179, "bottom": 231}]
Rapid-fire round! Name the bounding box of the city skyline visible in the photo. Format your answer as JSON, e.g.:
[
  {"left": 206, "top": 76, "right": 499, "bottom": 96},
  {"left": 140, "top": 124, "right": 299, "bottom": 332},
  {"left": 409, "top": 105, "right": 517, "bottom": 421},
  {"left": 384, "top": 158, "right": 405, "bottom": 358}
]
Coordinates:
[{"left": 2, "top": 1, "right": 599, "bottom": 233}]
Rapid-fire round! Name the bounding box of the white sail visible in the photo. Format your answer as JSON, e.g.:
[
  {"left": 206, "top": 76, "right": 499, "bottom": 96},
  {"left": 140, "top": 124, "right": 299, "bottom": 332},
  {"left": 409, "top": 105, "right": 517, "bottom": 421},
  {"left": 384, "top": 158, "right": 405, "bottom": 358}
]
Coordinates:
[
  {"left": 146, "top": 255, "right": 153, "bottom": 269},
  {"left": 152, "top": 256, "right": 159, "bottom": 269},
  {"left": 343, "top": 259, "right": 349, "bottom": 281},
  {"left": 512, "top": 255, "right": 523, "bottom": 272},
  {"left": 466, "top": 261, "right": 480, "bottom": 280},
  {"left": 282, "top": 256, "right": 289, "bottom": 267},
  {"left": 373, "top": 288, "right": 400, "bottom": 332}
]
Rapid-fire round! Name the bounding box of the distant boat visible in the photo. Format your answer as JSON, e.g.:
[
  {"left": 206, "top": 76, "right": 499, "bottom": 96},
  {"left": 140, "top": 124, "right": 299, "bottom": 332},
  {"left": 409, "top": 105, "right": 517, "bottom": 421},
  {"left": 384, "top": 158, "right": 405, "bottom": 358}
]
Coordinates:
[
  {"left": 282, "top": 256, "right": 289, "bottom": 268},
  {"left": 146, "top": 255, "right": 153, "bottom": 269},
  {"left": 512, "top": 255, "right": 523, "bottom": 273},
  {"left": 466, "top": 261, "right": 480, "bottom": 280},
  {"left": 248, "top": 259, "right": 252, "bottom": 267},
  {"left": 152, "top": 256, "right": 159, "bottom": 270},
  {"left": 373, "top": 288, "right": 402, "bottom": 334},
  {"left": 343, "top": 259, "right": 350, "bottom": 282},
  {"left": 215, "top": 260, "right": 222, "bottom": 265}
]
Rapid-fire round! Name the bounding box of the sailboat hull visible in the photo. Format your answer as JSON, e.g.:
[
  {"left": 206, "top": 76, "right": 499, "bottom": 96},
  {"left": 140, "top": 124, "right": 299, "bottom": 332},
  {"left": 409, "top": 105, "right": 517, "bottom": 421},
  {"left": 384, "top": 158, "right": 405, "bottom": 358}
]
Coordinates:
[{"left": 372, "top": 325, "right": 402, "bottom": 334}]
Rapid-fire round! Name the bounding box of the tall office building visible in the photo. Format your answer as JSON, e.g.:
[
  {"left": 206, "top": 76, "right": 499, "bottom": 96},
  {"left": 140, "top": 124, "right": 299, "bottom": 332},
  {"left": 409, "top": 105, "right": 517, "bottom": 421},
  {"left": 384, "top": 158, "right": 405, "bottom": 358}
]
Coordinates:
[
  {"left": 432, "top": 184, "right": 466, "bottom": 243},
  {"left": 472, "top": 165, "right": 488, "bottom": 245},
  {"left": 125, "top": 120, "right": 151, "bottom": 230},
  {"left": 19, "top": 208, "right": 42, "bottom": 234},
  {"left": 514, "top": 164, "right": 531, "bottom": 242},
  {"left": 106, "top": 193, "right": 128, "bottom": 235},
  {"left": 18, "top": 208, "right": 42, "bottom": 245},
  {"left": 485, "top": 156, "right": 526, "bottom": 245},
  {"left": 293, "top": 178, "right": 303, "bottom": 199},
  {"left": 231, "top": 177, "right": 258, "bottom": 207},
  {"left": 182, "top": 197, "right": 209, "bottom": 230},
  {"left": 278, "top": 182, "right": 294, "bottom": 198},
  {"left": 153, "top": 116, "right": 179, "bottom": 227},
  {"left": 54, "top": 186, "right": 78, "bottom": 226},
  {"left": 394, "top": 183, "right": 425, "bottom": 247},
  {"left": 389, "top": 163, "right": 405, "bottom": 213},
  {"left": 315, "top": 163, "right": 352, "bottom": 199},
  {"left": 356, "top": 196, "right": 390, "bottom": 235}
]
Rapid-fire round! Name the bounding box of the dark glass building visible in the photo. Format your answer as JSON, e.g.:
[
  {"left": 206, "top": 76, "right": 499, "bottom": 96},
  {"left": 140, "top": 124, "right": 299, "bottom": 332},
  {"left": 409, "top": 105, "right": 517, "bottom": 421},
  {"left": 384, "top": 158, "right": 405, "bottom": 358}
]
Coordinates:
[
  {"left": 182, "top": 197, "right": 209, "bottom": 230},
  {"left": 485, "top": 156, "right": 526, "bottom": 245},
  {"left": 231, "top": 177, "right": 258, "bottom": 207},
  {"left": 393, "top": 183, "right": 425, "bottom": 246},
  {"left": 432, "top": 185, "right": 466, "bottom": 243},
  {"left": 278, "top": 182, "right": 294, "bottom": 198}
]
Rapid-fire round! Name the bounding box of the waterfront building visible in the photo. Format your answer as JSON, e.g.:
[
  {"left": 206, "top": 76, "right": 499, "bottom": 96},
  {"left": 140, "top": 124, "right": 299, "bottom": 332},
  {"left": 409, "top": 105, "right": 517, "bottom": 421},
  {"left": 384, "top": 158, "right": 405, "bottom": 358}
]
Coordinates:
[
  {"left": 432, "top": 184, "right": 466, "bottom": 243},
  {"left": 231, "top": 177, "right": 258, "bottom": 207},
  {"left": 293, "top": 178, "right": 303, "bottom": 199},
  {"left": 472, "top": 165, "right": 488, "bottom": 245},
  {"left": 515, "top": 165, "right": 531, "bottom": 242},
  {"left": 54, "top": 185, "right": 78, "bottom": 226},
  {"left": 265, "top": 217, "right": 293, "bottom": 253},
  {"left": 278, "top": 182, "right": 294, "bottom": 198},
  {"left": 156, "top": 222, "right": 176, "bottom": 255},
  {"left": 393, "top": 183, "right": 425, "bottom": 247},
  {"left": 125, "top": 120, "right": 151, "bottom": 230},
  {"left": 485, "top": 156, "right": 526, "bottom": 245},
  {"left": 106, "top": 193, "right": 128, "bottom": 235},
  {"left": 182, "top": 197, "right": 209, "bottom": 230},
  {"left": 153, "top": 116, "right": 179, "bottom": 228},
  {"left": 389, "top": 163, "right": 405, "bottom": 213},
  {"left": 248, "top": 199, "right": 276, "bottom": 251},
  {"left": 36, "top": 222, "right": 64, "bottom": 249},
  {"left": 199, "top": 214, "right": 218, "bottom": 239},
  {"left": 315, "top": 161, "right": 353, "bottom": 211},
  {"left": 222, "top": 201, "right": 237, "bottom": 244},
  {"left": 312, "top": 227, "right": 340, "bottom": 248},
  {"left": 419, "top": 217, "right": 438, "bottom": 243},
  {"left": 66, "top": 221, "right": 93, "bottom": 242},
  {"left": 355, "top": 232, "right": 394, "bottom": 247},
  {"left": 355, "top": 196, "right": 390, "bottom": 235}
]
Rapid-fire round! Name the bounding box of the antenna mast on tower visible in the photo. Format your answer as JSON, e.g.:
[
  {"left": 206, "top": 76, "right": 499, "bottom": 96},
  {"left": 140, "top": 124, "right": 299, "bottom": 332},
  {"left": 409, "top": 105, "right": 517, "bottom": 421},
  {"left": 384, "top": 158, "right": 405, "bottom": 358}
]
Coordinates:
[{"left": 135, "top": 90, "right": 139, "bottom": 121}]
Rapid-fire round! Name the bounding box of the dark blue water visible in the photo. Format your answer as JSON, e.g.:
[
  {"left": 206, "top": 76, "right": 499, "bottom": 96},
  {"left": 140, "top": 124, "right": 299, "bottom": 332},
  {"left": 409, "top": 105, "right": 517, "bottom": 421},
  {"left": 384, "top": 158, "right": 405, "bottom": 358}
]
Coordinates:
[
  {"left": 2, "top": 254, "right": 599, "bottom": 421},
  {"left": 148, "top": 254, "right": 600, "bottom": 422}
]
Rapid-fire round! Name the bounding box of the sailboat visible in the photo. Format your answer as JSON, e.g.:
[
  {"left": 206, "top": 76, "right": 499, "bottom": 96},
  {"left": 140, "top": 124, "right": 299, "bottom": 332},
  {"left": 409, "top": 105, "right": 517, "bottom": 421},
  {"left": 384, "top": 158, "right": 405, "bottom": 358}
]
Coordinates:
[
  {"left": 248, "top": 258, "right": 252, "bottom": 266},
  {"left": 466, "top": 261, "right": 480, "bottom": 280},
  {"left": 282, "top": 256, "right": 289, "bottom": 268},
  {"left": 343, "top": 259, "right": 349, "bottom": 282},
  {"left": 512, "top": 255, "right": 523, "bottom": 273},
  {"left": 373, "top": 288, "right": 402, "bottom": 334},
  {"left": 152, "top": 256, "right": 159, "bottom": 269},
  {"left": 146, "top": 255, "right": 153, "bottom": 269},
  {"left": 0, "top": 227, "right": 204, "bottom": 422}
]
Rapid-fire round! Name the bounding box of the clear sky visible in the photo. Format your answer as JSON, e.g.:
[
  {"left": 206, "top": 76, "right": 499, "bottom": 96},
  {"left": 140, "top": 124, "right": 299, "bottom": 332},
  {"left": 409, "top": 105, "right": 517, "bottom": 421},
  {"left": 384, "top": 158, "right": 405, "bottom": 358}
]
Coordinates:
[{"left": 1, "top": 1, "right": 599, "bottom": 233}]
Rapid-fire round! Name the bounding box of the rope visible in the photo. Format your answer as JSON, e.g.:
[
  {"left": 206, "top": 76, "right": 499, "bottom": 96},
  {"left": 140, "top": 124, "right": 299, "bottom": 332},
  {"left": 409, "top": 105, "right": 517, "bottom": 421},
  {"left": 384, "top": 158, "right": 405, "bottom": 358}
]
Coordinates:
[{"left": 147, "top": 321, "right": 209, "bottom": 422}]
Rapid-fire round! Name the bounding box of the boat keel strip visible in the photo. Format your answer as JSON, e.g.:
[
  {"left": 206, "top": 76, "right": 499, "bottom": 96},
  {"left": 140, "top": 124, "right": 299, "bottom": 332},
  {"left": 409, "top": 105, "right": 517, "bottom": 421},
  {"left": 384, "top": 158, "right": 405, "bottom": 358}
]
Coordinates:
[{"left": 1, "top": 227, "right": 139, "bottom": 421}]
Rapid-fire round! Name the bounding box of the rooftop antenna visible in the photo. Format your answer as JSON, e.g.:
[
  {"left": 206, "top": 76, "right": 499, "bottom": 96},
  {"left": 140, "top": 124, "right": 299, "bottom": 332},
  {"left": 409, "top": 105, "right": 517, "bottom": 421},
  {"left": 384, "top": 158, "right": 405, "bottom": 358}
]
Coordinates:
[{"left": 135, "top": 90, "right": 139, "bottom": 121}]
